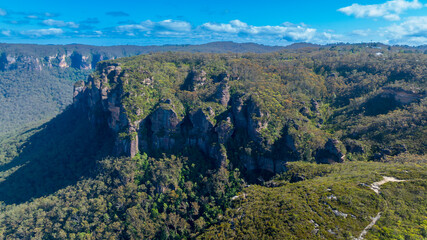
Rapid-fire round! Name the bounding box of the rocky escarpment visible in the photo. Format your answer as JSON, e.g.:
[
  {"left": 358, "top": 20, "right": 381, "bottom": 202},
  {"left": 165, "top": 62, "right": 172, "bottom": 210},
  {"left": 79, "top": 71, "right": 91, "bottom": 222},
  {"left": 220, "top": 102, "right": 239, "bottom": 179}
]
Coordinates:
[
  {"left": 73, "top": 62, "right": 134, "bottom": 155},
  {"left": 73, "top": 56, "right": 341, "bottom": 179},
  {"left": 0, "top": 51, "right": 111, "bottom": 71},
  {"left": 363, "top": 87, "right": 425, "bottom": 116}
]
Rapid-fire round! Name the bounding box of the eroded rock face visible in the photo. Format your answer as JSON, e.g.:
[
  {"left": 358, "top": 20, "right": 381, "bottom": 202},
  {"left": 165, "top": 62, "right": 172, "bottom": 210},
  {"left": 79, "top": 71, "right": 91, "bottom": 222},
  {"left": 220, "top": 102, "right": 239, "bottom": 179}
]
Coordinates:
[
  {"left": 363, "top": 87, "right": 424, "bottom": 116},
  {"left": 188, "top": 108, "right": 215, "bottom": 153},
  {"left": 0, "top": 53, "right": 43, "bottom": 71},
  {"left": 73, "top": 63, "right": 143, "bottom": 157},
  {"left": 215, "top": 82, "right": 230, "bottom": 106},
  {"left": 209, "top": 144, "right": 228, "bottom": 168},
  {"left": 189, "top": 109, "right": 214, "bottom": 135},
  {"left": 247, "top": 100, "right": 268, "bottom": 145},
  {"left": 316, "top": 139, "right": 346, "bottom": 164},
  {"left": 183, "top": 70, "right": 208, "bottom": 91},
  {"left": 232, "top": 96, "right": 248, "bottom": 129},
  {"left": 0, "top": 51, "right": 111, "bottom": 71},
  {"left": 73, "top": 63, "right": 333, "bottom": 180},
  {"left": 215, "top": 117, "right": 234, "bottom": 144},
  {"left": 149, "top": 105, "right": 181, "bottom": 150},
  {"left": 381, "top": 87, "right": 423, "bottom": 105},
  {"left": 73, "top": 81, "right": 87, "bottom": 110}
]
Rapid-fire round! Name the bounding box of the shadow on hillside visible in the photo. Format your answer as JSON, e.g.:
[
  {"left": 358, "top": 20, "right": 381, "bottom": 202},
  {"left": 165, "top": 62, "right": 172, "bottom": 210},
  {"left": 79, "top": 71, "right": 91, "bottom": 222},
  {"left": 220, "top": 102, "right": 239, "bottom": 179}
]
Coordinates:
[{"left": 0, "top": 107, "right": 113, "bottom": 204}]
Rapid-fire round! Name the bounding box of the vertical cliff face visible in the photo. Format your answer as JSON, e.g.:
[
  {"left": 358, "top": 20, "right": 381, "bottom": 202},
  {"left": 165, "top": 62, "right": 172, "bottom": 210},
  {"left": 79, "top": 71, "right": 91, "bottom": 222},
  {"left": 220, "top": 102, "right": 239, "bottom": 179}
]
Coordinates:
[
  {"left": 73, "top": 54, "right": 334, "bottom": 179},
  {"left": 0, "top": 52, "right": 111, "bottom": 71},
  {"left": 73, "top": 62, "right": 137, "bottom": 156},
  {"left": 74, "top": 68, "right": 301, "bottom": 178}
]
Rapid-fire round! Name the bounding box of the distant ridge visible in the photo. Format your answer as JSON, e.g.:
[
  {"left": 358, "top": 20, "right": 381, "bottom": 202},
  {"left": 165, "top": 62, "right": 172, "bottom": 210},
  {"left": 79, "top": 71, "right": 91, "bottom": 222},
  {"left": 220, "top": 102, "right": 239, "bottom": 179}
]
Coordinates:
[
  {"left": 0, "top": 41, "right": 285, "bottom": 57},
  {"left": 1, "top": 41, "right": 425, "bottom": 57}
]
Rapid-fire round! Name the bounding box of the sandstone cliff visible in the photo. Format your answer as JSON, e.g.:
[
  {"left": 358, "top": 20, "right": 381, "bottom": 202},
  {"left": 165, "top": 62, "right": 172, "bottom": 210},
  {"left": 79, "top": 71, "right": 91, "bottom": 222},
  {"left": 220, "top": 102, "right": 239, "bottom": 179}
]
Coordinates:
[{"left": 72, "top": 55, "right": 338, "bottom": 179}]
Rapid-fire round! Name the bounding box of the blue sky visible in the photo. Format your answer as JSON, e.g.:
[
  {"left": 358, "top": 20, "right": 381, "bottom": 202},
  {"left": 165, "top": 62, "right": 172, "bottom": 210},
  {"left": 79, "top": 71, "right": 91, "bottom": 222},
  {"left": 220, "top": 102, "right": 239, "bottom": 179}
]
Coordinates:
[{"left": 0, "top": 0, "right": 426, "bottom": 46}]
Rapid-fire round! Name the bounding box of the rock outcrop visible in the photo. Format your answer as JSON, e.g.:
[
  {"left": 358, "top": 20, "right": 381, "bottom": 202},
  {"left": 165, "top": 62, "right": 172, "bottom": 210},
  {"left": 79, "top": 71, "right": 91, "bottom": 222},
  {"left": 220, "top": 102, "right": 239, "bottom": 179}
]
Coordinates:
[
  {"left": 215, "top": 82, "right": 231, "bottom": 106},
  {"left": 381, "top": 87, "right": 424, "bottom": 105},
  {"left": 183, "top": 69, "right": 208, "bottom": 91},
  {"left": 0, "top": 49, "right": 112, "bottom": 71},
  {"left": 73, "top": 63, "right": 139, "bottom": 157},
  {"left": 363, "top": 87, "right": 424, "bottom": 116},
  {"left": 73, "top": 61, "right": 329, "bottom": 179},
  {"left": 316, "top": 139, "right": 346, "bottom": 164},
  {"left": 148, "top": 103, "right": 181, "bottom": 150}
]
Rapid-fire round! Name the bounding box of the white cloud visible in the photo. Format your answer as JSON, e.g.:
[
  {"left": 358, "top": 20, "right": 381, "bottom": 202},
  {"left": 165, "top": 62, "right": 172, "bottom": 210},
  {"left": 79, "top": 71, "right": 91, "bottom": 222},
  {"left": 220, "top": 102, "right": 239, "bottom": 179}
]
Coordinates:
[
  {"left": 201, "top": 20, "right": 316, "bottom": 41},
  {"left": 1, "top": 30, "right": 11, "bottom": 36},
  {"left": 113, "top": 19, "right": 320, "bottom": 43},
  {"left": 115, "top": 24, "right": 150, "bottom": 36},
  {"left": 156, "top": 19, "right": 192, "bottom": 32},
  {"left": 0, "top": 8, "right": 6, "bottom": 16},
  {"left": 385, "top": 16, "right": 427, "bottom": 38},
  {"left": 21, "top": 28, "right": 64, "bottom": 37},
  {"left": 352, "top": 29, "right": 372, "bottom": 37},
  {"left": 202, "top": 22, "right": 241, "bottom": 33},
  {"left": 43, "top": 19, "right": 79, "bottom": 28},
  {"left": 115, "top": 19, "right": 191, "bottom": 36},
  {"left": 402, "top": 36, "right": 427, "bottom": 45},
  {"left": 338, "top": 0, "right": 423, "bottom": 21},
  {"left": 319, "top": 32, "right": 343, "bottom": 41}
]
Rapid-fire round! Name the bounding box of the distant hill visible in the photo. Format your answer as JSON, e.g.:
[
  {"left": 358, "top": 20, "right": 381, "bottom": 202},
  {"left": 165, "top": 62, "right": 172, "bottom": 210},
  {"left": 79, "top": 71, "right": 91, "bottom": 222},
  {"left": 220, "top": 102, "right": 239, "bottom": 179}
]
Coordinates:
[{"left": 283, "top": 42, "right": 322, "bottom": 49}]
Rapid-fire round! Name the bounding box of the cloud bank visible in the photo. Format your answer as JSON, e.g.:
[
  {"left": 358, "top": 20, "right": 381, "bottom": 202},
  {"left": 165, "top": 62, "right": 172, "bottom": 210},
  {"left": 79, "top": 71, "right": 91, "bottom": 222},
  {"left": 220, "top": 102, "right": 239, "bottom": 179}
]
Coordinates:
[
  {"left": 338, "top": 0, "right": 423, "bottom": 21},
  {"left": 201, "top": 20, "right": 317, "bottom": 41},
  {"left": 385, "top": 16, "right": 427, "bottom": 44},
  {"left": 115, "top": 19, "right": 192, "bottom": 36},
  {"left": 42, "top": 19, "right": 79, "bottom": 28}
]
